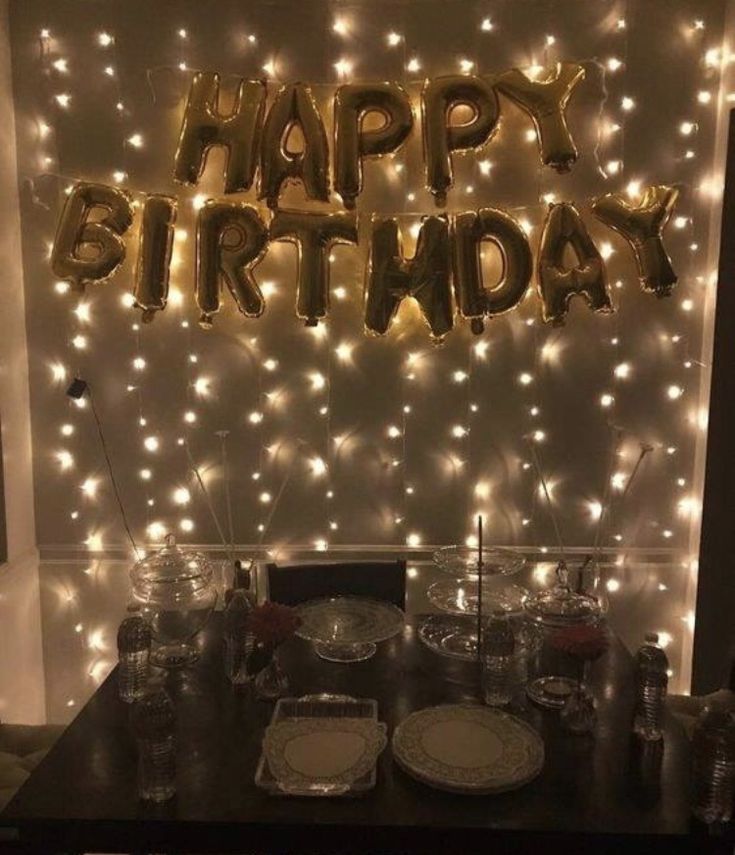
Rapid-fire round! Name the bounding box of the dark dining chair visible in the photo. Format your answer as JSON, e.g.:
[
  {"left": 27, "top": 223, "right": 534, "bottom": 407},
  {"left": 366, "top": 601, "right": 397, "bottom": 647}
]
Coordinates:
[{"left": 266, "top": 560, "right": 407, "bottom": 609}]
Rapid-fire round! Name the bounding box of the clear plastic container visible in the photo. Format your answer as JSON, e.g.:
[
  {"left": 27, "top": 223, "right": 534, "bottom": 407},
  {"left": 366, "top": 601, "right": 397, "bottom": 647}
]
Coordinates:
[
  {"left": 633, "top": 632, "right": 668, "bottom": 741},
  {"left": 691, "top": 703, "right": 735, "bottom": 824},
  {"left": 116, "top": 605, "right": 151, "bottom": 702},
  {"left": 132, "top": 688, "right": 176, "bottom": 802},
  {"left": 481, "top": 610, "right": 515, "bottom": 706}
]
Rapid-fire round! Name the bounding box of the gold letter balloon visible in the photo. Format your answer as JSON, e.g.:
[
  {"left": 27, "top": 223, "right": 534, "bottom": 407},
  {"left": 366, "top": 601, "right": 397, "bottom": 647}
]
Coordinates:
[
  {"left": 196, "top": 201, "right": 269, "bottom": 328},
  {"left": 453, "top": 208, "right": 533, "bottom": 334},
  {"left": 51, "top": 182, "right": 133, "bottom": 292},
  {"left": 537, "top": 202, "right": 613, "bottom": 325},
  {"left": 422, "top": 76, "right": 499, "bottom": 207},
  {"left": 259, "top": 84, "right": 330, "bottom": 210},
  {"left": 365, "top": 215, "right": 453, "bottom": 340},
  {"left": 270, "top": 210, "right": 358, "bottom": 326},
  {"left": 495, "top": 62, "right": 585, "bottom": 173},
  {"left": 592, "top": 185, "right": 679, "bottom": 297},
  {"left": 334, "top": 82, "right": 414, "bottom": 209},
  {"left": 174, "top": 73, "right": 266, "bottom": 195},
  {"left": 133, "top": 195, "right": 177, "bottom": 322}
]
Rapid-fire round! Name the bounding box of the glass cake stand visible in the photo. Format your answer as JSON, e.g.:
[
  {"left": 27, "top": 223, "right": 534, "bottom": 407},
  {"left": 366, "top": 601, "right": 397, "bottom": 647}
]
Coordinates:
[
  {"left": 295, "top": 596, "right": 405, "bottom": 663},
  {"left": 419, "top": 546, "right": 528, "bottom": 669}
]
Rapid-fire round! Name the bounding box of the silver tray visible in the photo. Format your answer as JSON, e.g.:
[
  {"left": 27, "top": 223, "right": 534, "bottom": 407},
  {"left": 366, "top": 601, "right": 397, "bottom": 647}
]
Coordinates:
[{"left": 255, "top": 694, "right": 381, "bottom": 797}]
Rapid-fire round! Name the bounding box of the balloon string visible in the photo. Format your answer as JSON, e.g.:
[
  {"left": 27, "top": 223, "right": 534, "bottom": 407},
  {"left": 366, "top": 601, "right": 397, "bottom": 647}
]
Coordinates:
[
  {"left": 216, "top": 430, "right": 235, "bottom": 551},
  {"left": 257, "top": 455, "right": 296, "bottom": 546},
  {"left": 592, "top": 425, "right": 624, "bottom": 558},
  {"left": 184, "top": 442, "right": 234, "bottom": 564},
  {"left": 526, "top": 439, "right": 565, "bottom": 557},
  {"left": 26, "top": 167, "right": 697, "bottom": 221},
  {"left": 617, "top": 442, "right": 654, "bottom": 507}
]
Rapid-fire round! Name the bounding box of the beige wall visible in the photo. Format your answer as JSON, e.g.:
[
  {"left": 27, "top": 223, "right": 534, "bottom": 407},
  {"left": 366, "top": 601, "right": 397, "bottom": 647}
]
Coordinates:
[{"left": 0, "top": 0, "right": 45, "bottom": 725}]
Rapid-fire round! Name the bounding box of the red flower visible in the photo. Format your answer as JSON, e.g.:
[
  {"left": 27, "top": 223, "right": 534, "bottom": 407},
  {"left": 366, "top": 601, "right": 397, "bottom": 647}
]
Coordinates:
[
  {"left": 246, "top": 602, "right": 301, "bottom": 648},
  {"left": 549, "top": 624, "right": 608, "bottom": 661}
]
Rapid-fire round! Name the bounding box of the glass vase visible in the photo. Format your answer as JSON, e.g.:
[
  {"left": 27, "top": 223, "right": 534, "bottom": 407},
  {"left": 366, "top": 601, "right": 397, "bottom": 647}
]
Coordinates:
[
  {"left": 560, "top": 662, "right": 597, "bottom": 734},
  {"left": 254, "top": 649, "right": 289, "bottom": 701}
]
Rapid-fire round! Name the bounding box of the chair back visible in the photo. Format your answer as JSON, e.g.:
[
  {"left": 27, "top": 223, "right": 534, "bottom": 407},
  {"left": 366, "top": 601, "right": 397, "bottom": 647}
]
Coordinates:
[{"left": 266, "top": 560, "right": 406, "bottom": 609}]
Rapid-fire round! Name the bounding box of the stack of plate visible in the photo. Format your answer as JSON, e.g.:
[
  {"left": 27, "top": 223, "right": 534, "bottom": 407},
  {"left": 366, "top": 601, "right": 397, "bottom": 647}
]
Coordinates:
[{"left": 392, "top": 704, "right": 544, "bottom": 794}]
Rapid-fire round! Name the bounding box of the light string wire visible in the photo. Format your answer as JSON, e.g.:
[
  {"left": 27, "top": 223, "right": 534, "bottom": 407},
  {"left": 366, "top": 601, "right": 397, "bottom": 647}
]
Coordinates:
[{"left": 87, "top": 385, "right": 140, "bottom": 559}]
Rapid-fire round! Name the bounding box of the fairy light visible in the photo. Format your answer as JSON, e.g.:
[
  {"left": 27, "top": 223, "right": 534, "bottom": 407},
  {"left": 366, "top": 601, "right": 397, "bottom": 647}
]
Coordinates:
[
  {"left": 332, "top": 17, "right": 348, "bottom": 35},
  {"left": 80, "top": 478, "right": 99, "bottom": 498},
  {"left": 172, "top": 487, "right": 191, "bottom": 505},
  {"left": 333, "top": 58, "right": 353, "bottom": 79},
  {"left": 20, "top": 6, "right": 724, "bottom": 707},
  {"left": 56, "top": 450, "right": 74, "bottom": 471},
  {"left": 143, "top": 436, "right": 160, "bottom": 452},
  {"left": 309, "top": 371, "right": 326, "bottom": 391}
]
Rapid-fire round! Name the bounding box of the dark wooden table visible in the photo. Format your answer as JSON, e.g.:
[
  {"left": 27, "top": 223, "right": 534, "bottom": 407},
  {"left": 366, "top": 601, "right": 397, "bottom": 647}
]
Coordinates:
[{"left": 1, "top": 615, "right": 732, "bottom": 854}]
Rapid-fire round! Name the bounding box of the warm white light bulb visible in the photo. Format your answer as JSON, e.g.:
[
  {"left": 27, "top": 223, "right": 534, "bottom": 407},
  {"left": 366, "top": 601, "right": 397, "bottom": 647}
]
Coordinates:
[{"left": 173, "top": 487, "right": 191, "bottom": 505}]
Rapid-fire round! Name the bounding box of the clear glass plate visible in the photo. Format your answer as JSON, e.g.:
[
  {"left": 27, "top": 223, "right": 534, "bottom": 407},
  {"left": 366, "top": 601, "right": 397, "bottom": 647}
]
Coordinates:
[
  {"left": 418, "top": 613, "right": 541, "bottom": 662},
  {"left": 433, "top": 546, "right": 526, "bottom": 579},
  {"left": 427, "top": 580, "right": 530, "bottom": 616},
  {"left": 295, "top": 597, "right": 405, "bottom": 645}
]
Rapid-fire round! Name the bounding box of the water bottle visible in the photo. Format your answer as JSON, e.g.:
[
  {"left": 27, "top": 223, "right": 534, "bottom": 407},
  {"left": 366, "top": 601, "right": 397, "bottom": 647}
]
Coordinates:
[
  {"left": 691, "top": 656, "right": 735, "bottom": 824},
  {"left": 223, "top": 567, "right": 255, "bottom": 686},
  {"left": 132, "top": 688, "right": 176, "bottom": 802},
  {"left": 481, "top": 610, "right": 515, "bottom": 706},
  {"left": 633, "top": 632, "right": 668, "bottom": 740},
  {"left": 117, "top": 605, "right": 152, "bottom": 703}
]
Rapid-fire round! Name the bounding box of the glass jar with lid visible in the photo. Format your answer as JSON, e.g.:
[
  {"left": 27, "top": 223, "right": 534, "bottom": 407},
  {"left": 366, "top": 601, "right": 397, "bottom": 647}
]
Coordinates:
[
  {"left": 130, "top": 534, "right": 218, "bottom": 668},
  {"left": 523, "top": 561, "right": 602, "bottom": 708}
]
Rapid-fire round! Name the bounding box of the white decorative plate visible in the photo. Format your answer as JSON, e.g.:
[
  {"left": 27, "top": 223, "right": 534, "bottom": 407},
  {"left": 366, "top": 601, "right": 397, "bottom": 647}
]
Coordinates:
[
  {"left": 392, "top": 704, "right": 544, "bottom": 794},
  {"left": 263, "top": 717, "right": 387, "bottom": 792}
]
